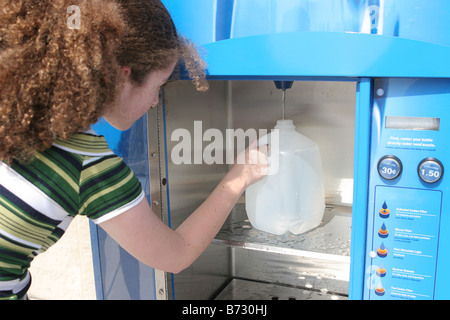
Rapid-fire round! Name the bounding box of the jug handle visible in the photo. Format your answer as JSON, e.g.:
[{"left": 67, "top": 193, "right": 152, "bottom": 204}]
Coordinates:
[{"left": 256, "top": 130, "right": 280, "bottom": 176}]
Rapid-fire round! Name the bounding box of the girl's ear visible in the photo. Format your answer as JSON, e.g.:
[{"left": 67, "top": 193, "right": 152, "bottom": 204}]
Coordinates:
[{"left": 120, "top": 66, "right": 132, "bottom": 79}]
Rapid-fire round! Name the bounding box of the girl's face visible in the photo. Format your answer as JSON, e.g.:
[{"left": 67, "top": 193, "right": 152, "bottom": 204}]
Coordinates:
[{"left": 104, "top": 60, "right": 177, "bottom": 131}]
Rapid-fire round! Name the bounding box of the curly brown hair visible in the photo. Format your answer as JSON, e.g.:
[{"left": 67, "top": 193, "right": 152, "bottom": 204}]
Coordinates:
[
  {"left": 0, "top": 0, "right": 207, "bottom": 163},
  {"left": 116, "top": 0, "right": 208, "bottom": 89}
]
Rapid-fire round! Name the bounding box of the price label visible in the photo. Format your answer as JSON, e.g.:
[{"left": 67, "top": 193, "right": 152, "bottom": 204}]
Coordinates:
[
  {"left": 378, "top": 156, "right": 402, "bottom": 180},
  {"left": 418, "top": 158, "right": 444, "bottom": 184}
]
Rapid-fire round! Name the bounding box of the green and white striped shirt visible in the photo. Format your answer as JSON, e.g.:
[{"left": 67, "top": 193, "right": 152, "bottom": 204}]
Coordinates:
[{"left": 0, "top": 131, "right": 144, "bottom": 299}]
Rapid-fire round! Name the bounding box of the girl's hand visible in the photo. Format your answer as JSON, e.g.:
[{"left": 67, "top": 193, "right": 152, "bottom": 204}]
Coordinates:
[{"left": 229, "top": 143, "right": 269, "bottom": 189}]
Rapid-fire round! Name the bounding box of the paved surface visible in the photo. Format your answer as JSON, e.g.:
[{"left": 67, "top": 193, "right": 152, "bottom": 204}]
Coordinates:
[{"left": 28, "top": 215, "right": 97, "bottom": 300}]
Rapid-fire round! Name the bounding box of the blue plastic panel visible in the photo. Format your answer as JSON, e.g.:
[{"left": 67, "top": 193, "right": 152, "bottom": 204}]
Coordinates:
[
  {"left": 362, "top": 78, "right": 450, "bottom": 300},
  {"left": 231, "top": 0, "right": 367, "bottom": 37},
  {"left": 382, "top": 0, "right": 450, "bottom": 46},
  {"left": 90, "top": 116, "right": 156, "bottom": 300},
  {"left": 200, "top": 32, "right": 450, "bottom": 79},
  {"left": 366, "top": 186, "right": 442, "bottom": 300},
  {"left": 163, "top": 0, "right": 236, "bottom": 44},
  {"left": 163, "top": 0, "right": 450, "bottom": 46},
  {"left": 349, "top": 78, "right": 373, "bottom": 299},
  {"left": 163, "top": 0, "right": 450, "bottom": 80}
]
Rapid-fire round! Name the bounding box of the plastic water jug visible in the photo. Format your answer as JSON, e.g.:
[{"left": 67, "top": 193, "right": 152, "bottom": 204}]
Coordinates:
[{"left": 245, "top": 120, "right": 325, "bottom": 235}]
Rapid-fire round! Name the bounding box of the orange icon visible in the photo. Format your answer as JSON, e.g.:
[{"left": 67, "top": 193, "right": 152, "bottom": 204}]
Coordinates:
[
  {"left": 375, "top": 281, "right": 385, "bottom": 296},
  {"left": 376, "top": 264, "right": 386, "bottom": 277},
  {"left": 377, "top": 242, "right": 388, "bottom": 258},
  {"left": 378, "top": 223, "right": 389, "bottom": 238},
  {"left": 379, "top": 201, "right": 390, "bottom": 218}
]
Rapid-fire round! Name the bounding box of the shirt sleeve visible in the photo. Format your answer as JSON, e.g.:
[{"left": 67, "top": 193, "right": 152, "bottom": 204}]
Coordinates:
[{"left": 78, "top": 155, "right": 145, "bottom": 224}]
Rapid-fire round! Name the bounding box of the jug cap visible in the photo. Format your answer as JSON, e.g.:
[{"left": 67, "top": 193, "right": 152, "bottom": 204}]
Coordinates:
[{"left": 275, "top": 119, "right": 295, "bottom": 129}]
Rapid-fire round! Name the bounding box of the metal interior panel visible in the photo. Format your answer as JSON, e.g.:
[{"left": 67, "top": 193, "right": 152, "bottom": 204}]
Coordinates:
[
  {"left": 164, "top": 81, "right": 230, "bottom": 227},
  {"left": 169, "top": 245, "right": 232, "bottom": 300},
  {"left": 231, "top": 245, "right": 349, "bottom": 297},
  {"left": 161, "top": 79, "right": 356, "bottom": 299},
  {"left": 215, "top": 279, "right": 347, "bottom": 300},
  {"left": 163, "top": 81, "right": 232, "bottom": 299},
  {"left": 230, "top": 80, "right": 356, "bottom": 205}
]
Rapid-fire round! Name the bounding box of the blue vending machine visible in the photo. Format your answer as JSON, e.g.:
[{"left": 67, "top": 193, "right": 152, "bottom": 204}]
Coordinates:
[{"left": 91, "top": 0, "right": 450, "bottom": 300}]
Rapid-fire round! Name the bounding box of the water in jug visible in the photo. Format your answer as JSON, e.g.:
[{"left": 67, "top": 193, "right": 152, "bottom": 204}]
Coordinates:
[{"left": 245, "top": 119, "right": 325, "bottom": 235}]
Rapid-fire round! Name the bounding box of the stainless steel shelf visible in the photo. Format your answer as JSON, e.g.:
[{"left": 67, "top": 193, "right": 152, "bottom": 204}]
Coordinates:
[
  {"left": 213, "top": 203, "right": 352, "bottom": 262},
  {"left": 215, "top": 278, "right": 347, "bottom": 300}
]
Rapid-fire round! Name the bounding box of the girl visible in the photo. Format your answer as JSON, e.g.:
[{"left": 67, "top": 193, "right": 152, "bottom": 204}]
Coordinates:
[{"left": 0, "top": 0, "right": 268, "bottom": 299}]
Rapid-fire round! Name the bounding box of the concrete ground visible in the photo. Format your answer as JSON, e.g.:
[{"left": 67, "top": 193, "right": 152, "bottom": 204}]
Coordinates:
[{"left": 27, "top": 215, "right": 97, "bottom": 300}]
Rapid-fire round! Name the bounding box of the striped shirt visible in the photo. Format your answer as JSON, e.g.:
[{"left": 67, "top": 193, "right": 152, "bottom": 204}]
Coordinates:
[{"left": 0, "top": 131, "right": 144, "bottom": 299}]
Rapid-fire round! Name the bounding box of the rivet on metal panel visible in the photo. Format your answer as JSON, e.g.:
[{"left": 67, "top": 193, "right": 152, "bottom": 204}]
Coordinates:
[
  {"left": 153, "top": 200, "right": 160, "bottom": 206},
  {"left": 376, "top": 88, "right": 385, "bottom": 96}
]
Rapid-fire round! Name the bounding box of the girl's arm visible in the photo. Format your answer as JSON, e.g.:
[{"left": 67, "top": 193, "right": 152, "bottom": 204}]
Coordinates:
[{"left": 99, "top": 146, "right": 268, "bottom": 274}]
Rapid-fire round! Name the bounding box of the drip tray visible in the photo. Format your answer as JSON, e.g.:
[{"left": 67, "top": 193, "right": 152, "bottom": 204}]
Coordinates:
[{"left": 215, "top": 279, "right": 347, "bottom": 300}]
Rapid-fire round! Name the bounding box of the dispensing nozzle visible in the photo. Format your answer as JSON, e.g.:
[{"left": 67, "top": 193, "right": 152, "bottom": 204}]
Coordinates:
[
  {"left": 274, "top": 81, "right": 294, "bottom": 91},
  {"left": 274, "top": 81, "right": 294, "bottom": 120}
]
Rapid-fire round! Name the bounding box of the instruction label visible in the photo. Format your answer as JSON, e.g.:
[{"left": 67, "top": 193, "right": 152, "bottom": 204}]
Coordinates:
[
  {"left": 386, "top": 136, "right": 437, "bottom": 152},
  {"left": 366, "top": 186, "right": 442, "bottom": 300}
]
